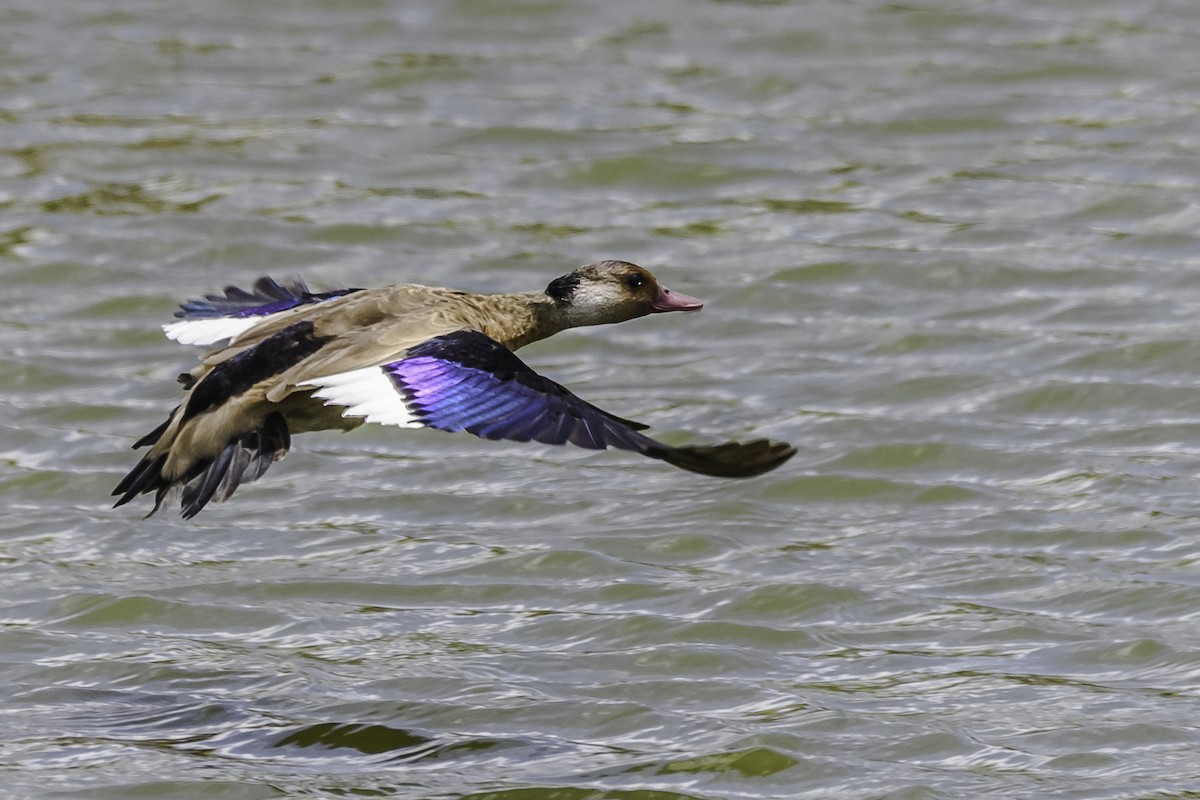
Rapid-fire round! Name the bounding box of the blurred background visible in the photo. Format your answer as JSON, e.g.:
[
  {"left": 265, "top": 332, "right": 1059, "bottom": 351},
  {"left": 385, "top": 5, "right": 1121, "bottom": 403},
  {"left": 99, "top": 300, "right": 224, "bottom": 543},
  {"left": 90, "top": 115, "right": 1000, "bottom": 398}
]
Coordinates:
[{"left": 4, "top": 0, "right": 1200, "bottom": 797}]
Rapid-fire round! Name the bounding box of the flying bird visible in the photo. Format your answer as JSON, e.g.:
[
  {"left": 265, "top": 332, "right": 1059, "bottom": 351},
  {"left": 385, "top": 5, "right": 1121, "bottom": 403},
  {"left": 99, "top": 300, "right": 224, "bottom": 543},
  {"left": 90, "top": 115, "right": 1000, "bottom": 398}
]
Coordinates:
[{"left": 114, "top": 261, "right": 796, "bottom": 518}]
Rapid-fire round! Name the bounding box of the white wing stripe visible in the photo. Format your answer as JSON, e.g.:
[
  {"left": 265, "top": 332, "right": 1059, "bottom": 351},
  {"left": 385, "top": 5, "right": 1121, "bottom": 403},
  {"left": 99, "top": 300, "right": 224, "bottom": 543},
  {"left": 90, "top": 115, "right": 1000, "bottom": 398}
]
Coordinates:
[
  {"left": 163, "top": 317, "right": 263, "bottom": 346},
  {"left": 300, "top": 367, "right": 421, "bottom": 428}
]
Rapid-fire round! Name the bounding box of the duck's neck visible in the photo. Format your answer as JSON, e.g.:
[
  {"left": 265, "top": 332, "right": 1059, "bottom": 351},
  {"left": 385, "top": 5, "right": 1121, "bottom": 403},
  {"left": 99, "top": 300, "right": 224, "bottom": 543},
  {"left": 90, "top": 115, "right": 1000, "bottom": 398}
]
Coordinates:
[{"left": 472, "top": 291, "right": 573, "bottom": 351}]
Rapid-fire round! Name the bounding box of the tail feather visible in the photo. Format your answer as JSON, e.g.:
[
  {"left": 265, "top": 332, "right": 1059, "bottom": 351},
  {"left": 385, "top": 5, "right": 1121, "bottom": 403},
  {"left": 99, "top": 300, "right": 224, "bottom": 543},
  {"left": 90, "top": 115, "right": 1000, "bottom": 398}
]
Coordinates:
[
  {"left": 112, "top": 452, "right": 168, "bottom": 506},
  {"left": 114, "top": 412, "right": 291, "bottom": 519},
  {"left": 242, "top": 414, "right": 291, "bottom": 485},
  {"left": 180, "top": 444, "right": 236, "bottom": 519},
  {"left": 181, "top": 412, "right": 291, "bottom": 518},
  {"left": 212, "top": 445, "right": 253, "bottom": 505},
  {"left": 132, "top": 414, "right": 174, "bottom": 449}
]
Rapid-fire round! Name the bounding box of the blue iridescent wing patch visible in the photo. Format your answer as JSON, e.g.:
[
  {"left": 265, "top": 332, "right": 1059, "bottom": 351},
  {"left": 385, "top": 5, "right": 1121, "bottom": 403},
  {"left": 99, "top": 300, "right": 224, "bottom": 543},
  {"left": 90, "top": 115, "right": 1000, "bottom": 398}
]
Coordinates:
[
  {"left": 175, "top": 277, "right": 361, "bottom": 320},
  {"left": 386, "top": 331, "right": 650, "bottom": 450}
]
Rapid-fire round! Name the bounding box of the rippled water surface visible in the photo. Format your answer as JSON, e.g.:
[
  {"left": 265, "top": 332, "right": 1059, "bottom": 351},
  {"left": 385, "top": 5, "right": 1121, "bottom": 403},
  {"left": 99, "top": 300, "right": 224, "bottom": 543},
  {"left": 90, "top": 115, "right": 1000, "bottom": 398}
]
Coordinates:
[{"left": 6, "top": 1, "right": 1200, "bottom": 797}]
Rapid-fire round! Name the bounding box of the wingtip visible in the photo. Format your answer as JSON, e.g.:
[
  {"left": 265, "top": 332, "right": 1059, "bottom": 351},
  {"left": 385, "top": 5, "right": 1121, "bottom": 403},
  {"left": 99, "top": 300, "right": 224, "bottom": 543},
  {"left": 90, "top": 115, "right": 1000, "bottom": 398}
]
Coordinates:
[{"left": 646, "top": 437, "right": 796, "bottom": 478}]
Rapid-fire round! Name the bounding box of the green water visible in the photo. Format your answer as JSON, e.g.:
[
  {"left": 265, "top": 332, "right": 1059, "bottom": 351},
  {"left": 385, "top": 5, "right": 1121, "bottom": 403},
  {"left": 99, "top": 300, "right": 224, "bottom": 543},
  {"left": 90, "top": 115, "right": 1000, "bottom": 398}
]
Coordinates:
[{"left": 5, "top": 1, "right": 1200, "bottom": 797}]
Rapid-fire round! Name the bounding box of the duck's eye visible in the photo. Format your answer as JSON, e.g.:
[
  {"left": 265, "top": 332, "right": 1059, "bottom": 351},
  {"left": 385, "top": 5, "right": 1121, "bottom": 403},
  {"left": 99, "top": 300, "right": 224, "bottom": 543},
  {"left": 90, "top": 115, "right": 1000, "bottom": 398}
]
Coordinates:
[{"left": 624, "top": 274, "right": 645, "bottom": 290}]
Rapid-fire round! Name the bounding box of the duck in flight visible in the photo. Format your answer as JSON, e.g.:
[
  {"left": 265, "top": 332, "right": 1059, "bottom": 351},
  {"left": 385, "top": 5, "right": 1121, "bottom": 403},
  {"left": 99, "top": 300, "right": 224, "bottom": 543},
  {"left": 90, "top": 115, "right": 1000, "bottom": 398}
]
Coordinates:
[{"left": 114, "top": 261, "right": 796, "bottom": 518}]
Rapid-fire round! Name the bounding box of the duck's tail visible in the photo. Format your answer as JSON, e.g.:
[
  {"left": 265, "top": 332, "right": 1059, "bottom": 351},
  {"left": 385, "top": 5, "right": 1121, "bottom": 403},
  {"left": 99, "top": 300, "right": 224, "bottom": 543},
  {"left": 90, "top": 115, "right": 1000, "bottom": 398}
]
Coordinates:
[{"left": 112, "top": 412, "right": 291, "bottom": 519}]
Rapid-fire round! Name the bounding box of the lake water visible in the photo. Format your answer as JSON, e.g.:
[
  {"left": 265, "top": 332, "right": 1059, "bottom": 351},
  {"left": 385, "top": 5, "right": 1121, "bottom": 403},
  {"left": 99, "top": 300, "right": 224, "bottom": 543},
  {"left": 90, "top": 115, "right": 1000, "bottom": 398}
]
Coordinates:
[{"left": 5, "top": 0, "right": 1200, "bottom": 797}]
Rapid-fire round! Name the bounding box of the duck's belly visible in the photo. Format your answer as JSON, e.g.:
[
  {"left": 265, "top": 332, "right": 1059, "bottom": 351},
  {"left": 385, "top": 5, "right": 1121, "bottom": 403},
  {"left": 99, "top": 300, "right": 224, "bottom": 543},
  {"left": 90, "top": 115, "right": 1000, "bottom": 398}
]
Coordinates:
[{"left": 277, "top": 389, "right": 366, "bottom": 435}]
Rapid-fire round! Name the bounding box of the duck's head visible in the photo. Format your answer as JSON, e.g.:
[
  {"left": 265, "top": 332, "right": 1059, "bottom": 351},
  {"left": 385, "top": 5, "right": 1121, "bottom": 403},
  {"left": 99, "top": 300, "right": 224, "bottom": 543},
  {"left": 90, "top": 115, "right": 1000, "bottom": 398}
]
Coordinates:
[{"left": 544, "top": 260, "right": 703, "bottom": 328}]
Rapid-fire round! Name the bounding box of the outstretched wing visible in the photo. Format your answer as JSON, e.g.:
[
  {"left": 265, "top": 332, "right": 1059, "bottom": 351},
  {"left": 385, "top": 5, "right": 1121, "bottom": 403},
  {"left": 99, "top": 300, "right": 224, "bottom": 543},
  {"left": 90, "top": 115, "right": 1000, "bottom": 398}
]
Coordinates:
[
  {"left": 163, "top": 277, "right": 362, "bottom": 346},
  {"left": 301, "top": 330, "right": 796, "bottom": 478}
]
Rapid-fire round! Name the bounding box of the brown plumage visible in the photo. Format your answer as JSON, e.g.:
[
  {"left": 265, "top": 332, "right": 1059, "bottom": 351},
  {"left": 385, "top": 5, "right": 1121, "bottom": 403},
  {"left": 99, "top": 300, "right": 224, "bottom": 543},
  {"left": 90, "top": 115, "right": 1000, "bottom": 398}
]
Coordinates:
[{"left": 114, "top": 261, "right": 796, "bottom": 518}]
